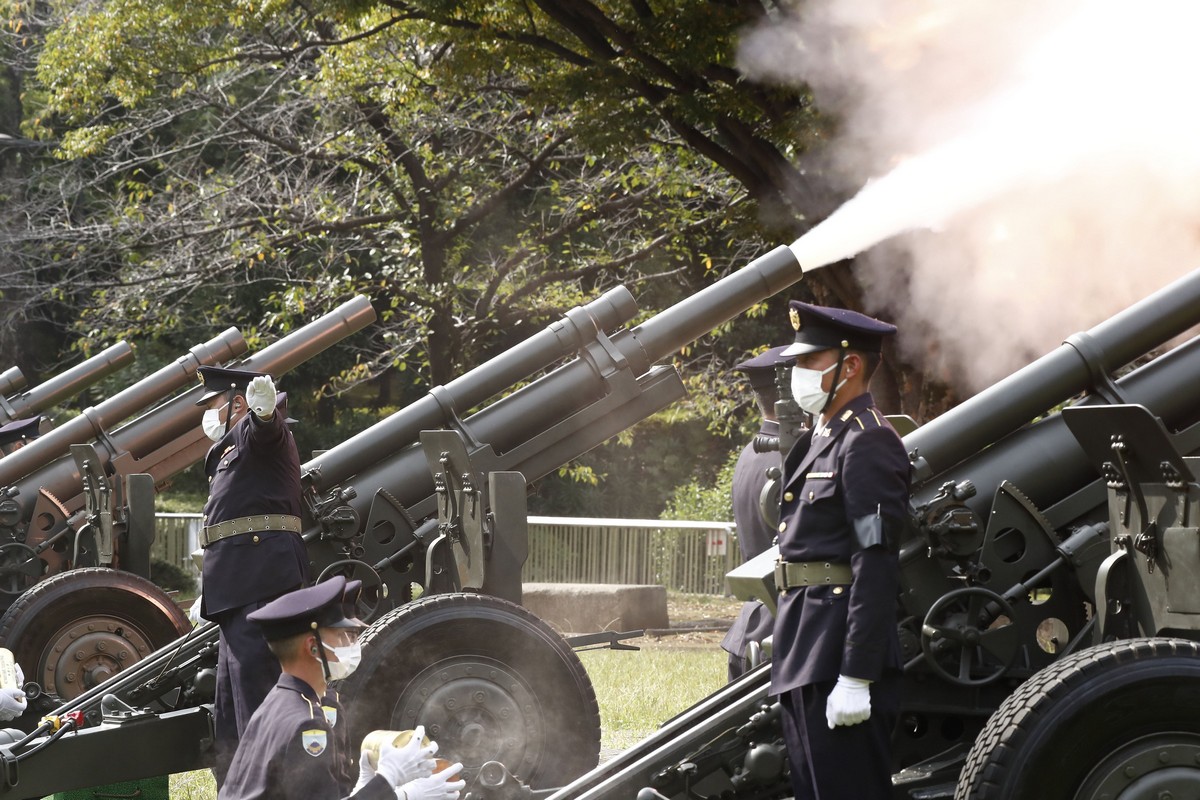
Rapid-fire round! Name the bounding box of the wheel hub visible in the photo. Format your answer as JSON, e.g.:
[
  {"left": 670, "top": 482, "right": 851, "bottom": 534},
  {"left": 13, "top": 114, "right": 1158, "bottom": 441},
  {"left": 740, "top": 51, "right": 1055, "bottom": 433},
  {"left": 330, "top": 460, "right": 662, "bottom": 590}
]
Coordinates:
[
  {"left": 393, "top": 657, "right": 541, "bottom": 777},
  {"left": 1078, "top": 735, "right": 1200, "bottom": 799},
  {"left": 0, "top": 543, "right": 43, "bottom": 596},
  {"left": 45, "top": 618, "right": 154, "bottom": 697}
]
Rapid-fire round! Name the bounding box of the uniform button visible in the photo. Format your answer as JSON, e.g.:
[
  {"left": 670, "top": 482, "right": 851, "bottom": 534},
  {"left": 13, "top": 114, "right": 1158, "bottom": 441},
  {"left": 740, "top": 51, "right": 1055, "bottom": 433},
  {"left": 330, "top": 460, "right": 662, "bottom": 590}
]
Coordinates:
[
  {"left": 833, "top": 587, "right": 844, "bottom": 595},
  {"left": 252, "top": 535, "right": 260, "bottom": 543},
  {"left": 808, "top": 491, "right": 815, "bottom": 501},
  {"left": 778, "top": 522, "right": 787, "bottom": 533},
  {"left": 783, "top": 492, "right": 794, "bottom": 502}
]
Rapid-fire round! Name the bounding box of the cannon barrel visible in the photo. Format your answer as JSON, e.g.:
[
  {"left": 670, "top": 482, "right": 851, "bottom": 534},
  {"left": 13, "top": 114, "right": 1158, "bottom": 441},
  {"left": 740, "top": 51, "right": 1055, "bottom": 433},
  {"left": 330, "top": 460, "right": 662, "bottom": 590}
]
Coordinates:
[
  {"left": 308, "top": 286, "right": 639, "bottom": 491},
  {"left": 0, "top": 329, "right": 247, "bottom": 489},
  {"left": 911, "top": 331, "right": 1200, "bottom": 518},
  {"left": 4, "top": 295, "right": 376, "bottom": 517},
  {"left": 1, "top": 341, "right": 136, "bottom": 424},
  {"left": 307, "top": 246, "right": 802, "bottom": 495},
  {"left": 905, "top": 268, "right": 1200, "bottom": 488},
  {"left": 0, "top": 367, "right": 25, "bottom": 397}
]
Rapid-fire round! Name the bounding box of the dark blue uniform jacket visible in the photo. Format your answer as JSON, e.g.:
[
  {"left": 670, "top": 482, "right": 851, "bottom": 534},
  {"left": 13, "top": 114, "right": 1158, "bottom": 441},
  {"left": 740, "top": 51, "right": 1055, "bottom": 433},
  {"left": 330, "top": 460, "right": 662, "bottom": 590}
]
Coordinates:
[
  {"left": 721, "top": 419, "right": 780, "bottom": 660},
  {"left": 770, "top": 393, "right": 910, "bottom": 694},
  {"left": 200, "top": 407, "right": 308, "bottom": 618},
  {"left": 217, "top": 673, "right": 392, "bottom": 800}
]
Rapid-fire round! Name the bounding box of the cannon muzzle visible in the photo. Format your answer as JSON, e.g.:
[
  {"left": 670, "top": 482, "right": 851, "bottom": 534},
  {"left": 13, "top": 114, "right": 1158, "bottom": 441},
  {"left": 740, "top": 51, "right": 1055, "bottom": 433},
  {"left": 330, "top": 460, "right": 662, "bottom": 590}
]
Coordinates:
[
  {"left": 0, "top": 342, "right": 136, "bottom": 425},
  {"left": 0, "top": 368, "right": 25, "bottom": 398}
]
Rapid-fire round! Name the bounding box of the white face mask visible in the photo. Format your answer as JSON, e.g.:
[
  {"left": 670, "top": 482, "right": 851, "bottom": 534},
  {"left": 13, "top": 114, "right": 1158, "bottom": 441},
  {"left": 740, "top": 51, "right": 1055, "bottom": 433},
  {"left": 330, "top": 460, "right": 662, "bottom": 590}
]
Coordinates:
[
  {"left": 791, "top": 363, "right": 844, "bottom": 417},
  {"left": 322, "top": 640, "right": 362, "bottom": 681},
  {"left": 201, "top": 404, "right": 229, "bottom": 442}
]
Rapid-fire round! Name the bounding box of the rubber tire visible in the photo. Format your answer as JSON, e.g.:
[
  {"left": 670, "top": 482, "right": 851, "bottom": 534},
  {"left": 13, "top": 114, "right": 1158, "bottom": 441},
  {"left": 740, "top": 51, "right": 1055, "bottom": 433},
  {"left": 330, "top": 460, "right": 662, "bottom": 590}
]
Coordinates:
[
  {"left": 341, "top": 592, "right": 601, "bottom": 789},
  {"left": 0, "top": 567, "right": 191, "bottom": 700},
  {"left": 955, "top": 637, "right": 1200, "bottom": 799}
]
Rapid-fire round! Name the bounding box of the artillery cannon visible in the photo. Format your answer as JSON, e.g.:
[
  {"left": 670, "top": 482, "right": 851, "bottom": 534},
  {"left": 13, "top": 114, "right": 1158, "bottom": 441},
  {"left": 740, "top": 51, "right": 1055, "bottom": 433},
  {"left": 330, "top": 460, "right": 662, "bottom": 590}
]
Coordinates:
[
  {"left": 6, "top": 247, "right": 1200, "bottom": 799},
  {"left": 533, "top": 267, "right": 1200, "bottom": 800}
]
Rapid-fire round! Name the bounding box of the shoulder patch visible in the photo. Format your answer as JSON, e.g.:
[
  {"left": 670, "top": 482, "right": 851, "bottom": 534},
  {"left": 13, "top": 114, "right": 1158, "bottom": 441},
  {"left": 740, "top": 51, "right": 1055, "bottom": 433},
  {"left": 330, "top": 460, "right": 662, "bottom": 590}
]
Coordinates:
[
  {"left": 323, "top": 705, "right": 338, "bottom": 727},
  {"left": 302, "top": 729, "right": 328, "bottom": 756}
]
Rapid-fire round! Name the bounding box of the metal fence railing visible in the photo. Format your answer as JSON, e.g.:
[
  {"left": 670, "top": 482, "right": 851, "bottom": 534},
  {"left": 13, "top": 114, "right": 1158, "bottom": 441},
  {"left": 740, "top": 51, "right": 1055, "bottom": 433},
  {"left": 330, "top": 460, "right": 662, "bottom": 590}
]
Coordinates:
[
  {"left": 154, "top": 514, "right": 741, "bottom": 596},
  {"left": 523, "top": 516, "right": 739, "bottom": 595}
]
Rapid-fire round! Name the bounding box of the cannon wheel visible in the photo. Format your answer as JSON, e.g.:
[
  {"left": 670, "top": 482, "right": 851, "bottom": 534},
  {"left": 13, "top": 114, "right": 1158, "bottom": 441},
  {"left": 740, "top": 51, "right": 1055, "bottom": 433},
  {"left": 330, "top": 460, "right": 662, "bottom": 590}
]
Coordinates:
[
  {"left": 955, "top": 637, "right": 1200, "bottom": 799},
  {"left": 0, "top": 567, "right": 191, "bottom": 700},
  {"left": 341, "top": 592, "right": 601, "bottom": 789}
]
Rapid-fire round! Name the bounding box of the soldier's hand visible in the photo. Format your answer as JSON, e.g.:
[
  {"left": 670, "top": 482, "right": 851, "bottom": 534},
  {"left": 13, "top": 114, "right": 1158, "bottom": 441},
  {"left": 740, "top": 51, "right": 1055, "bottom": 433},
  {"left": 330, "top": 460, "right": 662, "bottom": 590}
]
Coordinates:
[
  {"left": 0, "top": 663, "right": 25, "bottom": 722},
  {"left": 245, "top": 375, "right": 277, "bottom": 420},
  {"left": 353, "top": 749, "right": 378, "bottom": 793},
  {"left": 376, "top": 726, "right": 437, "bottom": 787},
  {"left": 396, "top": 762, "right": 465, "bottom": 800},
  {"left": 826, "top": 674, "right": 872, "bottom": 728}
]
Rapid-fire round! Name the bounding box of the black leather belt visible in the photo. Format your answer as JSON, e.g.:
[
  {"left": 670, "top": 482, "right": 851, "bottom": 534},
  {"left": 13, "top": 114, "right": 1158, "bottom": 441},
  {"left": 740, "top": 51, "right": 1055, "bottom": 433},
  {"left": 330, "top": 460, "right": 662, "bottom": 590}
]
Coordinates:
[
  {"left": 201, "top": 514, "right": 302, "bottom": 547},
  {"left": 774, "top": 560, "right": 852, "bottom": 590}
]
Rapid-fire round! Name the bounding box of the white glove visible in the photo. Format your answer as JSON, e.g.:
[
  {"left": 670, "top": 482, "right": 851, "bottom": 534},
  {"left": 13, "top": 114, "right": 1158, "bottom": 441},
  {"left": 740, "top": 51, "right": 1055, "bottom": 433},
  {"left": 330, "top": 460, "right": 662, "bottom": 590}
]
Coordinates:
[
  {"left": 0, "top": 663, "right": 26, "bottom": 721},
  {"left": 353, "top": 748, "right": 377, "bottom": 793},
  {"left": 188, "top": 595, "right": 203, "bottom": 626},
  {"left": 245, "top": 375, "right": 277, "bottom": 419},
  {"left": 396, "top": 762, "right": 465, "bottom": 800},
  {"left": 826, "top": 675, "right": 872, "bottom": 729},
  {"left": 376, "top": 726, "right": 438, "bottom": 787}
]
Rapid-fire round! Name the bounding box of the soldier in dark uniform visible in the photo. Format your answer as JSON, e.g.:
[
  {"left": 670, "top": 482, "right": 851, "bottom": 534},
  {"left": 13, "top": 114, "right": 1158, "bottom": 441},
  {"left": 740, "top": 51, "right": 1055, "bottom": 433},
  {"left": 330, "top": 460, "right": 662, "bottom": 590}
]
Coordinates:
[
  {"left": 194, "top": 365, "right": 310, "bottom": 781},
  {"left": 770, "top": 301, "right": 910, "bottom": 800},
  {"left": 218, "top": 575, "right": 465, "bottom": 800},
  {"left": 721, "top": 346, "right": 789, "bottom": 681}
]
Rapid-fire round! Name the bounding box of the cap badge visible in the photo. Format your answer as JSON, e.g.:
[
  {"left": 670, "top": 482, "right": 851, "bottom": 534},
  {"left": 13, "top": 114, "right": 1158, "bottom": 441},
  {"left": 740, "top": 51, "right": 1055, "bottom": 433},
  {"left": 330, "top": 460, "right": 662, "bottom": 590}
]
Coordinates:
[{"left": 790, "top": 307, "right": 801, "bottom": 331}]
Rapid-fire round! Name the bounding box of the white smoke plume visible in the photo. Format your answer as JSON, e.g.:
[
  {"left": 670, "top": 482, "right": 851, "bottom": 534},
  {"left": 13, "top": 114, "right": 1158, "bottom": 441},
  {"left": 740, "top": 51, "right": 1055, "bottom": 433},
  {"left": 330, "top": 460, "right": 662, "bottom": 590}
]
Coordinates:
[{"left": 740, "top": 0, "right": 1200, "bottom": 390}]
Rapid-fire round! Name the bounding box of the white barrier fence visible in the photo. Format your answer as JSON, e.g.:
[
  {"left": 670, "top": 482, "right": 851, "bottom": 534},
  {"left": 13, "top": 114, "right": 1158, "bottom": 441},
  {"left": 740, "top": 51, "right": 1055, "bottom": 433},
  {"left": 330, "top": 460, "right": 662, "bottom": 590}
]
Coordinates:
[{"left": 153, "top": 514, "right": 740, "bottom": 595}]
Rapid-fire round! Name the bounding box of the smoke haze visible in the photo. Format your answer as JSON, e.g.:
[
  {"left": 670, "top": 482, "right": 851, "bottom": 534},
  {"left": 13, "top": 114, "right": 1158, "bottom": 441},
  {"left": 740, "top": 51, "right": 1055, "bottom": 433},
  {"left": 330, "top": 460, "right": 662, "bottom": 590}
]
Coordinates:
[{"left": 740, "top": 0, "right": 1200, "bottom": 390}]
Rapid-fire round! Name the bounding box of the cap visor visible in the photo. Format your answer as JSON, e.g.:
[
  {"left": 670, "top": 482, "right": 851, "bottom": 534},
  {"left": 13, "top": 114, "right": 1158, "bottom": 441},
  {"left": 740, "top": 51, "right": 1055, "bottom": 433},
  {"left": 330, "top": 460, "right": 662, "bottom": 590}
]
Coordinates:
[
  {"left": 327, "top": 617, "right": 368, "bottom": 631},
  {"left": 194, "top": 389, "right": 223, "bottom": 406},
  {"left": 780, "top": 341, "right": 830, "bottom": 357}
]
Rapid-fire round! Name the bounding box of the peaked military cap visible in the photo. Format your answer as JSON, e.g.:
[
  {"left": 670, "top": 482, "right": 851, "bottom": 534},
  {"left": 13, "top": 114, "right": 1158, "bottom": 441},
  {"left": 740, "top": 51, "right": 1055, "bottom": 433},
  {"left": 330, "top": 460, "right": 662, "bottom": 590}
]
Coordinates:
[
  {"left": 0, "top": 416, "right": 41, "bottom": 446},
  {"left": 247, "top": 576, "right": 367, "bottom": 641},
  {"left": 780, "top": 301, "right": 896, "bottom": 357},
  {"left": 194, "top": 365, "right": 269, "bottom": 406},
  {"left": 734, "top": 345, "right": 790, "bottom": 391}
]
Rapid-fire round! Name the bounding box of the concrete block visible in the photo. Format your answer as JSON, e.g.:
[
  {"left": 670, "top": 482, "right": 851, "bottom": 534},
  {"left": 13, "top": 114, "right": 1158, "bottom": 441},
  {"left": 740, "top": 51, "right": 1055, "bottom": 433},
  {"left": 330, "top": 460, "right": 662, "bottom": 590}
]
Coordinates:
[{"left": 522, "top": 583, "right": 669, "bottom": 634}]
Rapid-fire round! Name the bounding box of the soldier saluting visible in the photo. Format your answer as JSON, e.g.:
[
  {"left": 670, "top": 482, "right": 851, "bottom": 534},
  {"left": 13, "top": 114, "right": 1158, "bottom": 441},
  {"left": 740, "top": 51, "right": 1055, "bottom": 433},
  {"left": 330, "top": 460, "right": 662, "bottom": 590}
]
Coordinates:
[
  {"left": 770, "top": 301, "right": 909, "bottom": 800},
  {"left": 194, "top": 365, "right": 310, "bottom": 782}
]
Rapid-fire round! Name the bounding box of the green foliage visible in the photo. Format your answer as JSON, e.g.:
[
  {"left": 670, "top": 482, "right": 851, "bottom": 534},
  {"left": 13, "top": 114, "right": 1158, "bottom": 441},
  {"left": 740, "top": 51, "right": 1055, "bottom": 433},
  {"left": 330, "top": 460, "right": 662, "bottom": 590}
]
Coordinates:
[
  {"left": 0, "top": 0, "right": 846, "bottom": 518},
  {"left": 150, "top": 557, "right": 196, "bottom": 594},
  {"left": 661, "top": 449, "right": 738, "bottom": 523},
  {"left": 578, "top": 642, "right": 725, "bottom": 751}
]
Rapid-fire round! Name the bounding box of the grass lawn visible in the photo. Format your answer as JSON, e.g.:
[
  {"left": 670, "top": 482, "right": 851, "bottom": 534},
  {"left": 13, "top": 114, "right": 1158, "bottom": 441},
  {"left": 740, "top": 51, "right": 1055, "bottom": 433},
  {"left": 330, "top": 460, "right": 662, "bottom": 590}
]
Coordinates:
[{"left": 152, "top": 593, "right": 737, "bottom": 799}]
